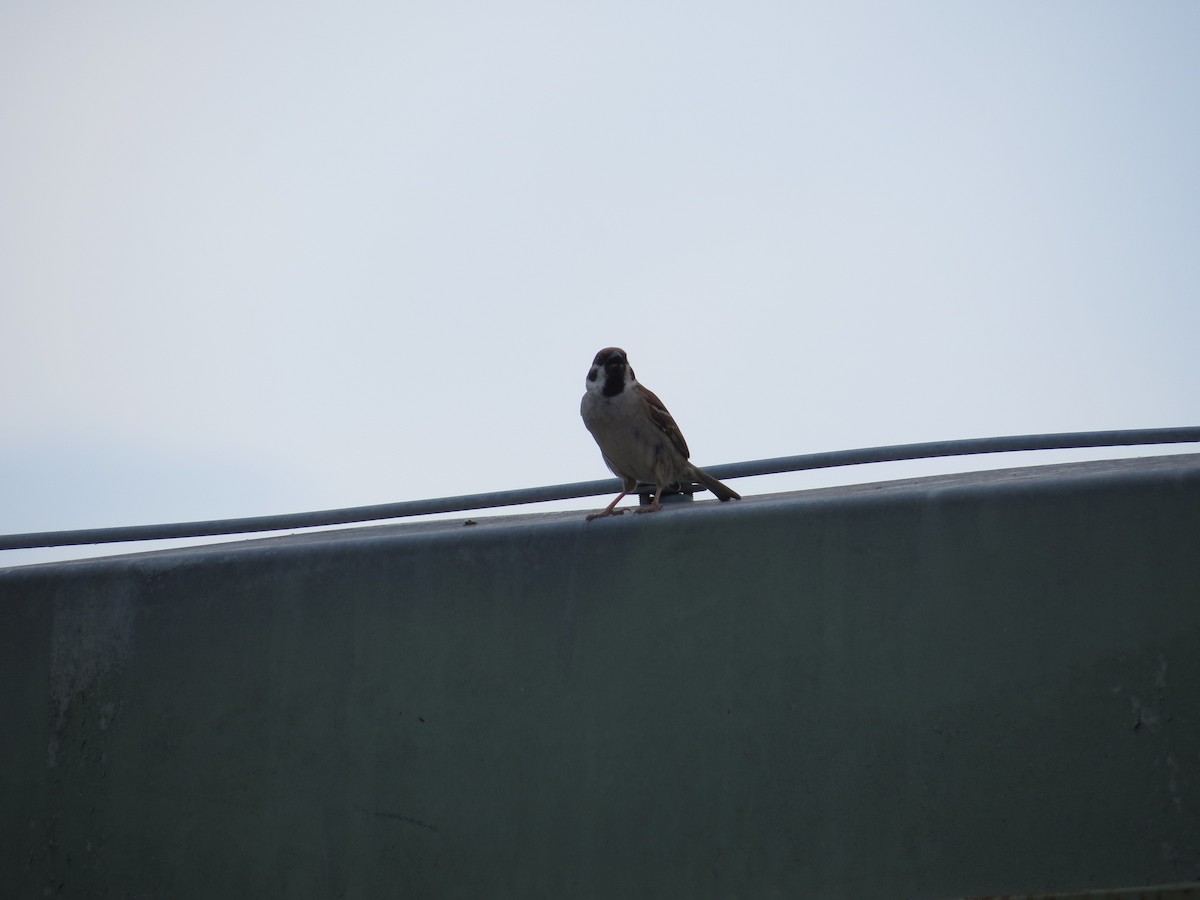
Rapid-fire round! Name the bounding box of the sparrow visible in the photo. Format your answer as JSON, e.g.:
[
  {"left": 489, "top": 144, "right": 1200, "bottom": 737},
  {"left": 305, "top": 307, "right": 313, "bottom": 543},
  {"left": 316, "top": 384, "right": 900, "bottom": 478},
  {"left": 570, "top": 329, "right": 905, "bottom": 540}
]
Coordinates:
[{"left": 580, "top": 347, "right": 740, "bottom": 521}]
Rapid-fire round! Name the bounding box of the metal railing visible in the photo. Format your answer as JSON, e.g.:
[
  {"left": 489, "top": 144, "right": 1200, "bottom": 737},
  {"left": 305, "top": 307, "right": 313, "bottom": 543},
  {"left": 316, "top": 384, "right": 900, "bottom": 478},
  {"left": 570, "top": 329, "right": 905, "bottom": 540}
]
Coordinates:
[{"left": 2, "top": 427, "right": 1198, "bottom": 551}]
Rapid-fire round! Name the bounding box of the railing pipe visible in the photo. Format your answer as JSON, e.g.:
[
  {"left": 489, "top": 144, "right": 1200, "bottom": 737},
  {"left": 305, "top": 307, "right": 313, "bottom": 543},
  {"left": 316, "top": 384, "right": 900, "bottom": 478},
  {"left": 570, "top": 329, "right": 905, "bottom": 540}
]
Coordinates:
[{"left": 2, "top": 427, "right": 1198, "bottom": 551}]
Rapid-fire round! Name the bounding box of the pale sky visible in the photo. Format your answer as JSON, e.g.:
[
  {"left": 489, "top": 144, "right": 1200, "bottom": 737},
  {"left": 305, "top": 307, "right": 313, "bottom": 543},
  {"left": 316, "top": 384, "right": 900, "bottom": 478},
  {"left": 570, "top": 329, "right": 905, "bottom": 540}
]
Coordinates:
[{"left": 3, "top": 2, "right": 1198, "bottom": 567}]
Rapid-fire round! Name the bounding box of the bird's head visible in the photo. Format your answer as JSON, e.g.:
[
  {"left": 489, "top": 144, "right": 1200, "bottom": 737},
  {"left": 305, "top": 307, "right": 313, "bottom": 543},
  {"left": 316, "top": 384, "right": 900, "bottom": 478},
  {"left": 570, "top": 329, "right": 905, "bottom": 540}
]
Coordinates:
[{"left": 586, "top": 347, "right": 635, "bottom": 397}]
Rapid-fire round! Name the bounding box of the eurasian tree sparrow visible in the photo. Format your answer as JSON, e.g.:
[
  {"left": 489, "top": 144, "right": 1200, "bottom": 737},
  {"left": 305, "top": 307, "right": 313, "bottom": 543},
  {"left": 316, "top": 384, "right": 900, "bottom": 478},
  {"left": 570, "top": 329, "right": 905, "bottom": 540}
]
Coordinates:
[{"left": 580, "top": 347, "right": 741, "bottom": 521}]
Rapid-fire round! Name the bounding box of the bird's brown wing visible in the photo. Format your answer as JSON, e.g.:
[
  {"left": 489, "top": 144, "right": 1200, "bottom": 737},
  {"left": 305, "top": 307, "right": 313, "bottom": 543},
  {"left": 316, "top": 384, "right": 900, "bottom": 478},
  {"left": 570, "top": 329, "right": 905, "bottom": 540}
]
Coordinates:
[{"left": 636, "top": 383, "right": 690, "bottom": 460}]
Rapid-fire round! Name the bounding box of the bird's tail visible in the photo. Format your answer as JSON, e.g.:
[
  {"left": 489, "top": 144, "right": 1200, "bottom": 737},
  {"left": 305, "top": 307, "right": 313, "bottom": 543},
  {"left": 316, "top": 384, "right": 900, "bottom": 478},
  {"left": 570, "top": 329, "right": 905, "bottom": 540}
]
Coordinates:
[{"left": 690, "top": 466, "right": 741, "bottom": 502}]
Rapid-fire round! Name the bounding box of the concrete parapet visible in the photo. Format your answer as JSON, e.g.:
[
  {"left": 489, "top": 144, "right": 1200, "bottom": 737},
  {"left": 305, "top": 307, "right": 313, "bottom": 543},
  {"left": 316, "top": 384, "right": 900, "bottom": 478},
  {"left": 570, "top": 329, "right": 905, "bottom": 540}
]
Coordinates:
[{"left": 3, "top": 454, "right": 1199, "bottom": 897}]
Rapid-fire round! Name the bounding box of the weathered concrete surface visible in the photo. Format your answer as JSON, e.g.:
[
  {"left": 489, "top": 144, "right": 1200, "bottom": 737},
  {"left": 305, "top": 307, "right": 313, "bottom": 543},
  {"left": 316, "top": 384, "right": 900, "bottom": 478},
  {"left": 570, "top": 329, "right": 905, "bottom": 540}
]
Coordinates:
[{"left": 2, "top": 454, "right": 1199, "bottom": 899}]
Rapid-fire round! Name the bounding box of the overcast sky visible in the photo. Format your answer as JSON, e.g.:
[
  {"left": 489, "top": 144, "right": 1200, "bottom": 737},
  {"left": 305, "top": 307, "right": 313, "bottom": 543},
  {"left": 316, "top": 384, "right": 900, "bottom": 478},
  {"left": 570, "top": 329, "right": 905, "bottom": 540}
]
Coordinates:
[{"left": 3, "top": 2, "right": 1198, "bottom": 567}]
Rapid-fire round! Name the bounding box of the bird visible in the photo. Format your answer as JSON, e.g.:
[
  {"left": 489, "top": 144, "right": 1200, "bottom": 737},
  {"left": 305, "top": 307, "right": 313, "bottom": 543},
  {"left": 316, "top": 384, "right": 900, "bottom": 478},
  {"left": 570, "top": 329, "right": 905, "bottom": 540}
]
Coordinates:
[{"left": 580, "top": 347, "right": 740, "bottom": 521}]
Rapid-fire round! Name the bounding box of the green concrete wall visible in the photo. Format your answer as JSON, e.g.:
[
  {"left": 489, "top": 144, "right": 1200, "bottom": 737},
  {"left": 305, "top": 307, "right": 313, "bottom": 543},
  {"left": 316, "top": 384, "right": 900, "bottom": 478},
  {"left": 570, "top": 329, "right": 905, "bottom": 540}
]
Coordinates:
[{"left": 3, "top": 454, "right": 1199, "bottom": 899}]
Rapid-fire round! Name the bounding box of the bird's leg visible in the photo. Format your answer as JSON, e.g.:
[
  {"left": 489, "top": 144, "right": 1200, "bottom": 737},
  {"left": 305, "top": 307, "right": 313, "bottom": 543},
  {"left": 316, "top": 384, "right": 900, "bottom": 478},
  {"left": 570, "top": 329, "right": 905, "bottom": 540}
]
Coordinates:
[
  {"left": 586, "top": 491, "right": 629, "bottom": 521},
  {"left": 635, "top": 484, "right": 665, "bottom": 514}
]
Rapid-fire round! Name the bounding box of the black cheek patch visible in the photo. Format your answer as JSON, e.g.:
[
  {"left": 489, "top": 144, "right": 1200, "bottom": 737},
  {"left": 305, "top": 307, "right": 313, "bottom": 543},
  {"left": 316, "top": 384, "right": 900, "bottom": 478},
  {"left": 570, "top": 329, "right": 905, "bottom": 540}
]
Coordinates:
[{"left": 587, "top": 369, "right": 598, "bottom": 382}]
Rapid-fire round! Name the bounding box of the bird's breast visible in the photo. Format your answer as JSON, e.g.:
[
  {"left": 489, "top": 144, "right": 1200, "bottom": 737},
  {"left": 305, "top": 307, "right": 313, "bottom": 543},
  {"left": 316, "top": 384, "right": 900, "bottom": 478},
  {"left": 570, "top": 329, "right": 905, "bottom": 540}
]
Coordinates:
[{"left": 580, "top": 390, "right": 687, "bottom": 485}]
